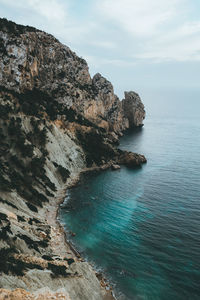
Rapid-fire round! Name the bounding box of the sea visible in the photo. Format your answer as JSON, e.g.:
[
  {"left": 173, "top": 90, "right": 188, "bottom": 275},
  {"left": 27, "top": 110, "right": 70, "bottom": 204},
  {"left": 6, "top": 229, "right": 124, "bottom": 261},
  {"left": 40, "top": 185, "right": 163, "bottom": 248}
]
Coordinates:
[{"left": 60, "top": 88, "right": 200, "bottom": 300}]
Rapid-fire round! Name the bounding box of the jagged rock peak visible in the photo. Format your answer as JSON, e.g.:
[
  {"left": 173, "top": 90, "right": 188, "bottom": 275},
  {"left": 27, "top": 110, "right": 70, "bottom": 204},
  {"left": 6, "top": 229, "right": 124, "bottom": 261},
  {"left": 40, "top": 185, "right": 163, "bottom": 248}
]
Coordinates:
[
  {"left": 0, "top": 18, "right": 43, "bottom": 35},
  {"left": 0, "top": 18, "right": 145, "bottom": 133},
  {"left": 92, "top": 73, "right": 113, "bottom": 94},
  {"left": 122, "top": 91, "right": 145, "bottom": 127}
]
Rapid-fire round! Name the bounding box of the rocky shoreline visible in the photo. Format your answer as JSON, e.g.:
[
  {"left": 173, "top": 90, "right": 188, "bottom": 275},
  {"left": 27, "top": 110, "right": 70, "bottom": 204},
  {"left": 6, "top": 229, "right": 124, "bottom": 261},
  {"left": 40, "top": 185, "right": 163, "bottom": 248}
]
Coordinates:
[
  {"left": 55, "top": 171, "right": 117, "bottom": 299},
  {"left": 0, "top": 166, "right": 117, "bottom": 300},
  {"left": 0, "top": 18, "right": 146, "bottom": 300},
  {"left": 48, "top": 173, "right": 117, "bottom": 300}
]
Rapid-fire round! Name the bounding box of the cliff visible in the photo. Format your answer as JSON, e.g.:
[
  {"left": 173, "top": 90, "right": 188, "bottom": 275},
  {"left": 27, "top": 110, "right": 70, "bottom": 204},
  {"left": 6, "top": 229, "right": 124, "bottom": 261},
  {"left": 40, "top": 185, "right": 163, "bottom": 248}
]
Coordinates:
[
  {"left": 0, "top": 18, "right": 145, "bottom": 134},
  {"left": 0, "top": 18, "right": 146, "bottom": 300}
]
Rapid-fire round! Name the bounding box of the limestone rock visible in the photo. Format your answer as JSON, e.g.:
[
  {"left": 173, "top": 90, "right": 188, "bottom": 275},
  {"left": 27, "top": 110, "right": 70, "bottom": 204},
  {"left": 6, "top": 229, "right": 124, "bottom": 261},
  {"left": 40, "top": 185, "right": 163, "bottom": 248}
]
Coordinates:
[
  {"left": 118, "top": 151, "right": 147, "bottom": 168},
  {"left": 122, "top": 91, "right": 145, "bottom": 127},
  {"left": 0, "top": 18, "right": 147, "bottom": 300},
  {"left": 0, "top": 18, "right": 145, "bottom": 135},
  {"left": 0, "top": 288, "right": 71, "bottom": 299},
  {"left": 111, "top": 164, "right": 120, "bottom": 170}
]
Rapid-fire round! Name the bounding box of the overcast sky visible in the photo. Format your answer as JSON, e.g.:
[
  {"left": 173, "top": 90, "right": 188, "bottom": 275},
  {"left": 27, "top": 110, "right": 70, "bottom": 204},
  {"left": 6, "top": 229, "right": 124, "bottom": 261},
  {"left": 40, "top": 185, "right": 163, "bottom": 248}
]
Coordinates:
[{"left": 1, "top": 0, "right": 200, "bottom": 98}]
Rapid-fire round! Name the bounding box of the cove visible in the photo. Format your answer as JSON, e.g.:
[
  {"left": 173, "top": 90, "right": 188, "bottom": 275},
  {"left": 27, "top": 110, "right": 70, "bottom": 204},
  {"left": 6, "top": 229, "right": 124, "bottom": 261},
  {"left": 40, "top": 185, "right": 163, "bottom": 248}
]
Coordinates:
[{"left": 60, "top": 89, "right": 200, "bottom": 300}]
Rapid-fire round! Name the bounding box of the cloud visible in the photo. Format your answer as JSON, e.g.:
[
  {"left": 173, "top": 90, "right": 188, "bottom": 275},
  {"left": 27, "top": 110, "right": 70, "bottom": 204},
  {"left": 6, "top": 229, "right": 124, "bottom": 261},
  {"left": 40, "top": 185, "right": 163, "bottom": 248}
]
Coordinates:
[
  {"left": 89, "top": 40, "right": 116, "bottom": 49},
  {"left": 1, "top": 0, "right": 200, "bottom": 64},
  {"left": 0, "top": 0, "right": 67, "bottom": 22},
  {"left": 95, "top": 0, "right": 200, "bottom": 62},
  {"left": 0, "top": 0, "right": 98, "bottom": 47},
  {"left": 133, "top": 21, "right": 200, "bottom": 62},
  {"left": 28, "top": 0, "right": 67, "bottom": 21},
  {"left": 87, "top": 56, "right": 135, "bottom": 67},
  {"left": 97, "top": 0, "right": 184, "bottom": 37}
]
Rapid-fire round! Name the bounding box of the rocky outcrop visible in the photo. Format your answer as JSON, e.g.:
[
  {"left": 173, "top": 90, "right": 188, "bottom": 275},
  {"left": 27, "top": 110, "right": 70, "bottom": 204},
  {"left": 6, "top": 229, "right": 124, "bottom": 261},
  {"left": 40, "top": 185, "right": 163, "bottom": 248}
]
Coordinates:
[
  {"left": 122, "top": 91, "right": 145, "bottom": 127},
  {"left": 0, "top": 18, "right": 147, "bottom": 300},
  {"left": 117, "top": 150, "right": 147, "bottom": 168},
  {"left": 0, "top": 288, "right": 71, "bottom": 299},
  {"left": 0, "top": 18, "right": 144, "bottom": 136}
]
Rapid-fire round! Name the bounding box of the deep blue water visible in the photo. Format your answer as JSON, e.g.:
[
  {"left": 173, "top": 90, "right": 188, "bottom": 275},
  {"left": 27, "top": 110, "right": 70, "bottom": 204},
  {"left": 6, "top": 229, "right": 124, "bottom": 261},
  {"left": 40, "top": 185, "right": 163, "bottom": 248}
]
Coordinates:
[{"left": 60, "top": 89, "right": 200, "bottom": 300}]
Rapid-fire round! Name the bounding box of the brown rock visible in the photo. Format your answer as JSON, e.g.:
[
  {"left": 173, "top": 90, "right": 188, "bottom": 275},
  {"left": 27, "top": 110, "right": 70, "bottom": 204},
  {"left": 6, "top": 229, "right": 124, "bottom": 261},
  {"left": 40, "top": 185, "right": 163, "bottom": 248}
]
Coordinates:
[
  {"left": 119, "top": 151, "right": 147, "bottom": 168},
  {"left": 122, "top": 91, "right": 145, "bottom": 127},
  {"left": 39, "top": 231, "right": 48, "bottom": 239},
  {"left": 0, "top": 288, "right": 70, "bottom": 300},
  {"left": 0, "top": 19, "right": 145, "bottom": 136},
  {"left": 111, "top": 164, "right": 120, "bottom": 170}
]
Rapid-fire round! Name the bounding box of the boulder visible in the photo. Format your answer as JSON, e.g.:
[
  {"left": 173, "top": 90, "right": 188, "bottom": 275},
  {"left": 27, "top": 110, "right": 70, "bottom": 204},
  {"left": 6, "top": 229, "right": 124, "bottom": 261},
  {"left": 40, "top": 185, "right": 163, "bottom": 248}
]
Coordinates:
[
  {"left": 111, "top": 164, "right": 120, "bottom": 170},
  {"left": 118, "top": 151, "right": 147, "bottom": 168}
]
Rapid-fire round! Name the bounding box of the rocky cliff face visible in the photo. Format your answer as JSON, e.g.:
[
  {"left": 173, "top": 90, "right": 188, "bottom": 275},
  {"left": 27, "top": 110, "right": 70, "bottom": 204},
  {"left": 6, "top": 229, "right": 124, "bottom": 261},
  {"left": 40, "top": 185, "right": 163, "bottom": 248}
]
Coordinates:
[
  {"left": 122, "top": 91, "right": 145, "bottom": 127},
  {"left": 0, "top": 18, "right": 145, "bottom": 135},
  {"left": 0, "top": 18, "right": 146, "bottom": 300}
]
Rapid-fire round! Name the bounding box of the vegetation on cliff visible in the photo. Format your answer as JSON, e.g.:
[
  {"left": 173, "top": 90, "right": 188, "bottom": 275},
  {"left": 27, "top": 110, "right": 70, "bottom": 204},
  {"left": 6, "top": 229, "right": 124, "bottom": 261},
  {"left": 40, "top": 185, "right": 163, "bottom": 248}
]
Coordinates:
[{"left": 0, "top": 18, "right": 146, "bottom": 300}]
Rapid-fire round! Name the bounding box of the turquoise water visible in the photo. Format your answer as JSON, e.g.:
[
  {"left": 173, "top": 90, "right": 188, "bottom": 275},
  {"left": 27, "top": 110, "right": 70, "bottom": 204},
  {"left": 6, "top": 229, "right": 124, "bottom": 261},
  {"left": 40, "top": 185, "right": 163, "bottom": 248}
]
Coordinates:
[{"left": 60, "top": 89, "right": 200, "bottom": 300}]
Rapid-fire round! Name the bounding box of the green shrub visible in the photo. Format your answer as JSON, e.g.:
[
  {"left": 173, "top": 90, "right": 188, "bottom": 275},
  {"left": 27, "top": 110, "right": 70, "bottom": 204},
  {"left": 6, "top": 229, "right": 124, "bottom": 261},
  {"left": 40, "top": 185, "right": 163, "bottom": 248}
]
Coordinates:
[
  {"left": 30, "top": 157, "right": 45, "bottom": 173},
  {"left": 0, "top": 103, "right": 12, "bottom": 118},
  {"left": 26, "top": 202, "right": 38, "bottom": 212},
  {"left": 38, "top": 127, "right": 47, "bottom": 146},
  {"left": 10, "top": 170, "right": 23, "bottom": 189},
  {"left": 17, "top": 142, "right": 34, "bottom": 157},
  {"left": 8, "top": 117, "right": 22, "bottom": 136},
  {"left": 57, "top": 165, "right": 70, "bottom": 182},
  {"left": 0, "top": 174, "right": 11, "bottom": 191}
]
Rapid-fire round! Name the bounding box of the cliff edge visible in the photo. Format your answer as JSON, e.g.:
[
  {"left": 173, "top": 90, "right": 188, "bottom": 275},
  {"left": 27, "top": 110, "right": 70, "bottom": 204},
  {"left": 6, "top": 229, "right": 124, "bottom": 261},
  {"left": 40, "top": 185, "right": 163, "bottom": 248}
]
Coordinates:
[
  {"left": 0, "top": 18, "right": 146, "bottom": 300},
  {"left": 0, "top": 18, "right": 145, "bottom": 134}
]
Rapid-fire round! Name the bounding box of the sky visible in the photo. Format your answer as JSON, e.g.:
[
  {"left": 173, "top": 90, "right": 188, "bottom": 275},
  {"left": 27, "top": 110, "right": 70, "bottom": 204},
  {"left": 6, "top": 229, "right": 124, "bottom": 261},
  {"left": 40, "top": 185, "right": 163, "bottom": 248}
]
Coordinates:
[{"left": 0, "top": 0, "right": 200, "bottom": 98}]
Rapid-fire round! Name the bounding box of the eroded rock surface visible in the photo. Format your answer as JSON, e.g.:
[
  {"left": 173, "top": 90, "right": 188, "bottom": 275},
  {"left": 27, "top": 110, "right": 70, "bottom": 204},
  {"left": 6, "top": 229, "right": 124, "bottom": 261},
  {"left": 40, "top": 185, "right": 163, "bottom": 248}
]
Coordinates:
[
  {"left": 0, "top": 18, "right": 144, "bottom": 135},
  {"left": 122, "top": 91, "right": 145, "bottom": 127},
  {"left": 0, "top": 18, "right": 146, "bottom": 300},
  {"left": 0, "top": 288, "right": 71, "bottom": 300}
]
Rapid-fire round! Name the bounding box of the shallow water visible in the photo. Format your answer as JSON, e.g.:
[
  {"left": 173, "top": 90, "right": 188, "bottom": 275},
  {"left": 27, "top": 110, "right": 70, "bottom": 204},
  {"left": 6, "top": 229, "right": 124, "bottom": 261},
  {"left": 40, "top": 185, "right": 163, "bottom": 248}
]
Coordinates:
[{"left": 60, "top": 89, "right": 200, "bottom": 300}]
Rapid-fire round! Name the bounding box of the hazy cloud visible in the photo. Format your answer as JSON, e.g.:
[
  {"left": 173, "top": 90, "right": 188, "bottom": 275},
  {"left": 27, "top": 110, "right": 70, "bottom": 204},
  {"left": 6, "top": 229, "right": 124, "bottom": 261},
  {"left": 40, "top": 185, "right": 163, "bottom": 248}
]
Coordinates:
[
  {"left": 97, "top": 0, "right": 184, "bottom": 37},
  {"left": 95, "top": 0, "right": 200, "bottom": 62},
  {"left": 0, "top": 0, "right": 67, "bottom": 21}
]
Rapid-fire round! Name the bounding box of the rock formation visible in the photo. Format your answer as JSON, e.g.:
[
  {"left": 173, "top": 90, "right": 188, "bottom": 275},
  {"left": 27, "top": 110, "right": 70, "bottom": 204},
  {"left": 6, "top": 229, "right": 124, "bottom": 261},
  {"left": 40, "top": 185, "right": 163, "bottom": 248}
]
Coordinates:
[
  {"left": 0, "top": 18, "right": 145, "bottom": 135},
  {"left": 0, "top": 18, "right": 146, "bottom": 300},
  {"left": 122, "top": 91, "right": 145, "bottom": 127}
]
